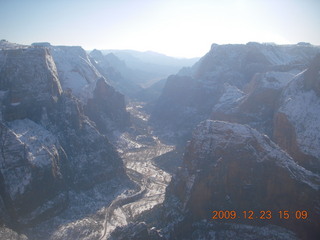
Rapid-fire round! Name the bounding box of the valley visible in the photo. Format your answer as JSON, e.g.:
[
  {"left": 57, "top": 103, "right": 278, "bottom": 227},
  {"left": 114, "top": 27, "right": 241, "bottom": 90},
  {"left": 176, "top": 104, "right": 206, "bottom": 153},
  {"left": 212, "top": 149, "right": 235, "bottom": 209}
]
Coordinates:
[
  {"left": 1, "top": 40, "right": 320, "bottom": 240},
  {"left": 99, "top": 102, "right": 175, "bottom": 239}
]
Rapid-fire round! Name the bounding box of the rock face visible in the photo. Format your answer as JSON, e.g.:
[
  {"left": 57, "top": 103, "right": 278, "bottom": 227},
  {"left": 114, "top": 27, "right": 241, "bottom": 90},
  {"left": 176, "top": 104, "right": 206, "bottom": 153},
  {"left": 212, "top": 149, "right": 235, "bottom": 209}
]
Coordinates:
[
  {"left": 212, "top": 70, "right": 298, "bottom": 136},
  {"left": 273, "top": 54, "right": 320, "bottom": 173},
  {"left": 32, "top": 43, "right": 100, "bottom": 100},
  {"left": 152, "top": 43, "right": 320, "bottom": 140},
  {"left": 0, "top": 47, "right": 62, "bottom": 122},
  {"left": 162, "top": 120, "right": 320, "bottom": 240},
  {"left": 0, "top": 44, "right": 128, "bottom": 229},
  {"left": 46, "top": 92, "right": 126, "bottom": 189},
  {"left": 0, "top": 121, "right": 68, "bottom": 226}
]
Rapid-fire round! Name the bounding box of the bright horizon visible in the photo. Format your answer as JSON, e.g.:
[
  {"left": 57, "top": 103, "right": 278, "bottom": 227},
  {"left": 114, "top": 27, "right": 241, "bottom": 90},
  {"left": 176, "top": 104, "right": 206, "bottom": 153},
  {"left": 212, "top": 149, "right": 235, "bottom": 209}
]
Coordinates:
[{"left": 1, "top": 0, "right": 320, "bottom": 58}]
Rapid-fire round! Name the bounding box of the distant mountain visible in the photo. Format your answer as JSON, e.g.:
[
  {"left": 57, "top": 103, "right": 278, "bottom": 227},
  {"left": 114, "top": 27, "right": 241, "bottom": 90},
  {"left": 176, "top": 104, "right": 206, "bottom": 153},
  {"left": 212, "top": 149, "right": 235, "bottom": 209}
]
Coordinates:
[
  {"left": 99, "top": 49, "right": 199, "bottom": 88},
  {"left": 137, "top": 78, "right": 168, "bottom": 104},
  {"left": 101, "top": 49, "right": 199, "bottom": 68},
  {"left": 89, "top": 49, "right": 198, "bottom": 100},
  {"left": 89, "top": 49, "right": 143, "bottom": 98}
]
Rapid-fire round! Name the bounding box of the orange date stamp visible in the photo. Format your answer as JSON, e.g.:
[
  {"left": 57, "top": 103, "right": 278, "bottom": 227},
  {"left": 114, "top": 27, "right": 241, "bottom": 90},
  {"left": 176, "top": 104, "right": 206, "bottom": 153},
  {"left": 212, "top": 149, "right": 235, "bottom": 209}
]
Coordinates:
[{"left": 211, "top": 210, "right": 308, "bottom": 220}]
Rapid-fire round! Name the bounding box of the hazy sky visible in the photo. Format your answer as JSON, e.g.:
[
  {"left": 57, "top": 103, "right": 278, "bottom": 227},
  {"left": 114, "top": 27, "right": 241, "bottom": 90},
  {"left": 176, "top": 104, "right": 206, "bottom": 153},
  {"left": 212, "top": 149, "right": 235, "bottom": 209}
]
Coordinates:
[{"left": 1, "top": 0, "right": 319, "bottom": 57}]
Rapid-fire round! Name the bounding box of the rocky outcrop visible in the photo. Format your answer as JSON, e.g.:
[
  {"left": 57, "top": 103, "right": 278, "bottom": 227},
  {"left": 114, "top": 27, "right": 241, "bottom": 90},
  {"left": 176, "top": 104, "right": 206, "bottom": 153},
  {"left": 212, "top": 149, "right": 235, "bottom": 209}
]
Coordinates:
[
  {"left": 274, "top": 54, "right": 320, "bottom": 173},
  {"left": 162, "top": 120, "right": 320, "bottom": 240},
  {"left": 212, "top": 70, "right": 297, "bottom": 136},
  {"left": 0, "top": 121, "right": 68, "bottom": 226},
  {"left": 0, "top": 47, "right": 62, "bottom": 122},
  {"left": 84, "top": 77, "right": 130, "bottom": 133},
  {"left": 152, "top": 43, "right": 320, "bottom": 141}
]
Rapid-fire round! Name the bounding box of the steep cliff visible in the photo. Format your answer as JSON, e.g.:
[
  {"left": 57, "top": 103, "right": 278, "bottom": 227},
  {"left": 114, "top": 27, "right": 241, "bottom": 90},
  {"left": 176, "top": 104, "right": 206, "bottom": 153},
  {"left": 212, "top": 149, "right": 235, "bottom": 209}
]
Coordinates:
[
  {"left": 0, "top": 121, "right": 68, "bottom": 226},
  {"left": 32, "top": 43, "right": 130, "bottom": 131},
  {"left": 0, "top": 45, "right": 128, "bottom": 230},
  {"left": 0, "top": 47, "right": 62, "bottom": 122},
  {"left": 32, "top": 43, "right": 100, "bottom": 100}
]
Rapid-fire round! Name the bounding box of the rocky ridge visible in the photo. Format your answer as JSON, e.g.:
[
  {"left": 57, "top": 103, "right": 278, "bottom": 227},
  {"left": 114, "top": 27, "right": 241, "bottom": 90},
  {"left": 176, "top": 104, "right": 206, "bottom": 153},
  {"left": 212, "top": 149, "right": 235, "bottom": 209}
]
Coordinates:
[{"left": 152, "top": 43, "right": 320, "bottom": 141}]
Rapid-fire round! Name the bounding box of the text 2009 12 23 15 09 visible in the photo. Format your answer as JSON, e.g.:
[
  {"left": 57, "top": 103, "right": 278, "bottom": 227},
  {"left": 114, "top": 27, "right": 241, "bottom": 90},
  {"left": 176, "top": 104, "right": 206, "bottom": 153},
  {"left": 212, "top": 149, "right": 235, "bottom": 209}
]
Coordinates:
[{"left": 211, "top": 210, "right": 308, "bottom": 220}]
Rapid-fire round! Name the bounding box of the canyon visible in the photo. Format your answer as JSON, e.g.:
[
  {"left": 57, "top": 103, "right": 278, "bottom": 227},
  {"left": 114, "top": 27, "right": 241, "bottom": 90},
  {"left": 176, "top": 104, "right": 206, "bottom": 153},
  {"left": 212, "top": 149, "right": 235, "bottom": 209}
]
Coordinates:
[{"left": 0, "top": 40, "right": 319, "bottom": 239}]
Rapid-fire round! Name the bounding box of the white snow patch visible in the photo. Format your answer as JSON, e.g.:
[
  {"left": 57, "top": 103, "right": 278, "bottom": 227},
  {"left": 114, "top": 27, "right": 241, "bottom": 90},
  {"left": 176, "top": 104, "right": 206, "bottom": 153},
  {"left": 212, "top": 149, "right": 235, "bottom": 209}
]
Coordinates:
[
  {"left": 10, "top": 102, "right": 21, "bottom": 106},
  {"left": 279, "top": 73, "right": 320, "bottom": 159},
  {"left": 113, "top": 131, "right": 144, "bottom": 152},
  {"left": 260, "top": 71, "right": 298, "bottom": 89},
  {"left": 213, "top": 84, "right": 244, "bottom": 111},
  {"left": 8, "top": 119, "right": 61, "bottom": 167},
  {"left": 48, "top": 46, "right": 102, "bottom": 102}
]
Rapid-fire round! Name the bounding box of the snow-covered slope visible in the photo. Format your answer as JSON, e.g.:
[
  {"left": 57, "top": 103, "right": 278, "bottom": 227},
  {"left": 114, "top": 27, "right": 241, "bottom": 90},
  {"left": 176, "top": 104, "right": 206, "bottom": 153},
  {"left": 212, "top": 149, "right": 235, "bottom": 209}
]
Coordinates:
[
  {"left": 32, "top": 43, "right": 102, "bottom": 101},
  {"left": 212, "top": 83, "right": 245, "bottom": 113},
  {"left": 278, "top": 73, "right": 320, "bottom": 157},
  {"left": 211, "top": 69, "right": 303, "bottom": 136},
  {"left": 274, "top": 54, "right": 320, "bottom": 172},
  {"left": 0, "top": 121, "right": 67, "bottom": 225}
]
